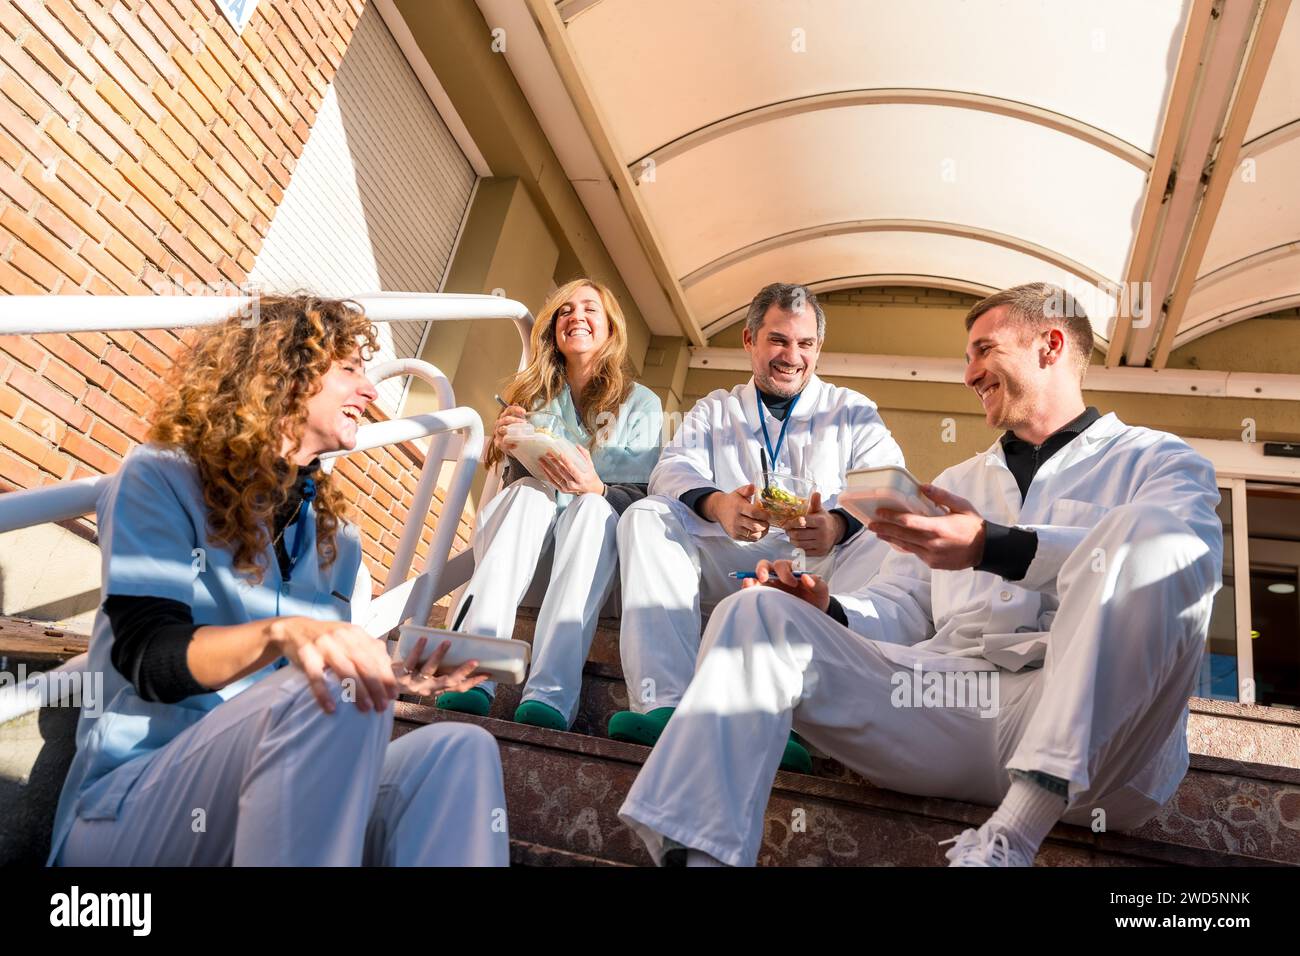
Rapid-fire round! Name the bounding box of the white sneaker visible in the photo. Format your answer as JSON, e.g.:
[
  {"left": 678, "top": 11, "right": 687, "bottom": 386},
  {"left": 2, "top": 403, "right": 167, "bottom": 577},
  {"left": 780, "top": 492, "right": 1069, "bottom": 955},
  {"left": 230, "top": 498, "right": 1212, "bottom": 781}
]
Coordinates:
[{"left": 940, "top": 827, "right": 1032, "bottom": 867}]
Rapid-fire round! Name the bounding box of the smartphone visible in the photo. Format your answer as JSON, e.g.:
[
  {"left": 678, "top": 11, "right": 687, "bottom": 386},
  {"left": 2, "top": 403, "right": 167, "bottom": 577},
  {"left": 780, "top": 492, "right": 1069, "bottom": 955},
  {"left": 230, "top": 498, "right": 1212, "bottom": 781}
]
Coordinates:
[
  {"left": 395, "top": 625, "right": 531, "bottom": 685},
  {"left": 837, "top": 465, "right": 946, "bottom": 524}
]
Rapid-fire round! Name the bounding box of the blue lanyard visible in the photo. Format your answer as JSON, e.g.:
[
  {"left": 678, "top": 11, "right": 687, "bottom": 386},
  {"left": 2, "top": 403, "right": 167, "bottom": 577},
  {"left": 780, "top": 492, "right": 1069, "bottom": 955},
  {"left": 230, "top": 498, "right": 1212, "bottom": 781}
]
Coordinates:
[
  {"left": 273, "top": 476, "right": 316, "bottom": 667},
  {"left": 756, "top": 390, "right": 800, "bottom": 469},
  {"left": 283, "top": 476, "right": 316, "bottom": 585}
]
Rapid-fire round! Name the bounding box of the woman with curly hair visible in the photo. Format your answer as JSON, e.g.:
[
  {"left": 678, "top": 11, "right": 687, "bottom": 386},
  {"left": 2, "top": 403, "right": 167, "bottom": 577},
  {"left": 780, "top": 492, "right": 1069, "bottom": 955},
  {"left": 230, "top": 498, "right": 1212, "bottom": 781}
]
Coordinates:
[
  {"left": 47, "top": 295, "right": 509, "bottom": 867},
  {"left": 434, "top": 278, "right": 662, "bottom": 731}
]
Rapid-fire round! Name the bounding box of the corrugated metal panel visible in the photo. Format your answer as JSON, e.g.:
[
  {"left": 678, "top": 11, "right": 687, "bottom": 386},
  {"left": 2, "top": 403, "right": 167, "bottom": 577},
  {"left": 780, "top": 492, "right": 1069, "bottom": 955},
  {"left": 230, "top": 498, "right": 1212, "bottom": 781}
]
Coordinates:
[{"left": 249, "top": 5, "right": 476, "bottom": 414}]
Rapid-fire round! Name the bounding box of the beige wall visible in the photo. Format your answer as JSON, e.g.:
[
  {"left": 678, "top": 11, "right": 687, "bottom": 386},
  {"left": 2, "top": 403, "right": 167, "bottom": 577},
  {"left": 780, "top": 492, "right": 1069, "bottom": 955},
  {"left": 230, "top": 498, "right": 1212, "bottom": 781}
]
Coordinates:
[
  {"left": 684, "top": 288, "right": 1300, "bottom": 482},
  {"left": 710, "top": 287, "right": 980, "bottom": 356},
  {"left": 1165, "top": 309, "right": 1300, "bottom": 376},
  {"left": 638, "top": 336, "right": 692, "bottom": 418}
]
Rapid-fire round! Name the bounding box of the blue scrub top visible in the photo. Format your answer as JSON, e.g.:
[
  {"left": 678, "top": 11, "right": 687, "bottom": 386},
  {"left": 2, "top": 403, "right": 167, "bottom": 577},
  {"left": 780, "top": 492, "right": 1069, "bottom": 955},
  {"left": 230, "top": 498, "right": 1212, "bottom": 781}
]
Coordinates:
[
  {"left": 540, "top": 382, "right": 663, "bottom": 510},
  {"left": 46, "top": 444, "right": 365, "bottom": 865}
]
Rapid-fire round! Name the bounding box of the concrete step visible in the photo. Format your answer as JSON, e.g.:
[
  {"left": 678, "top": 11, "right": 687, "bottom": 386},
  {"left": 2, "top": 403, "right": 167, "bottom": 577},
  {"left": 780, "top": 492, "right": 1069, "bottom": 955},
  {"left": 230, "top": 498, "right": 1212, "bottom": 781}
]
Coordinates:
[
  {"left": 396, "top": 703, "right": 1289, "bottom": 867},
  {"left": 430, "top": 603, "right": 625, "bottom": 670},
  {"left": 0, "top": 621, "right": 90, "bottom": 671},
  {"left": 426, "top": 605, "right": 631, "bottom": 735},
  {"left": 427, "top": 610, "right": 1300, "bottom": 866},
  {"left": 5, "top": 616, "right": 1299, "bottom": 867}
]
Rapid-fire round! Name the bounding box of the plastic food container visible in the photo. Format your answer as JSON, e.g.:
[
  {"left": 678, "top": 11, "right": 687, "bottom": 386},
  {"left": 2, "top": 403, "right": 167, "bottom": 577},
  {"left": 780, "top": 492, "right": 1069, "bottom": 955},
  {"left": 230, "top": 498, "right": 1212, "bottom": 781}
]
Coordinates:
[
  {"left": 396, "top": 625, "right": 531, "bottom": 685},
  {"left": 504, "top": 412, "right": 583, "bottom": 486},
  {"left": 837, "top": 465, "right": 945, "bottom": 524},
  {"left": 757, "top": 472, "right": 814, "bottom": 523}
]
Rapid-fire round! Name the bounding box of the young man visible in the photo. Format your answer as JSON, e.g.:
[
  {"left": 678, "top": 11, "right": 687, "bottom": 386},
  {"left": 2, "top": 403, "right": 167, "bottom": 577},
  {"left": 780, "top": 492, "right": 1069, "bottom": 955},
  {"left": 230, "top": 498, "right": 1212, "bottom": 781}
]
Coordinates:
[
  {"left": 609, "top": 282, "right": 906, "bottom": 771},
  {"left": 617, "top": 282, "right": 1223, "bottom": 867}
]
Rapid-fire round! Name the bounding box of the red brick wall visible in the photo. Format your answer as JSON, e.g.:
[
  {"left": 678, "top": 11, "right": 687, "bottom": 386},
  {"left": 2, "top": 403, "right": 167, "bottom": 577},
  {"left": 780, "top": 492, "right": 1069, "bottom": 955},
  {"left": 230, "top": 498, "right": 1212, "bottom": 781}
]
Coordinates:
[{"left": 0, "top": 0, "right": 473, "bottom": 595}]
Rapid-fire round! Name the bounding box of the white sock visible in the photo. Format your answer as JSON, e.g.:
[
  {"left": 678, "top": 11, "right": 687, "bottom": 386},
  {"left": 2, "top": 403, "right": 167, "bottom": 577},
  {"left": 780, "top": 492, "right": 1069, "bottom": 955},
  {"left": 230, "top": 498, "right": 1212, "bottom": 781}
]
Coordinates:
[
  {"left": 982, "top": 777, "right": 1066, "bottom": 860},
  {"left": 686, "top": 849, "right": 726, "bottom": 867}
]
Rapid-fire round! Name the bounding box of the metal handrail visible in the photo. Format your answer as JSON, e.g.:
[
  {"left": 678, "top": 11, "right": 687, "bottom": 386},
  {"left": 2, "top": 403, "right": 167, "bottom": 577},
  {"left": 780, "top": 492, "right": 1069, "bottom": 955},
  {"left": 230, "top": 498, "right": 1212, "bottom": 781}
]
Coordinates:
[
  {"left": 0, "top": 293, "right": 534, "bottom": 361},
  {"left": 0, "top": 476, "right": 102, "bottom": 533},
  {"left": 0, "top": 292, "right": 532, "bottom": 618},
  {"left": 0, "top": 406, "right": 482, "bottom": 627},
  {"left": 362, "top": 359, "right": 456, "bottom": 589},
  {"left": 0, "top": 401, "right": 483, "bottom": 729},
  {"left": 325, "top": 405, "right": 484, "bottom": 629}
]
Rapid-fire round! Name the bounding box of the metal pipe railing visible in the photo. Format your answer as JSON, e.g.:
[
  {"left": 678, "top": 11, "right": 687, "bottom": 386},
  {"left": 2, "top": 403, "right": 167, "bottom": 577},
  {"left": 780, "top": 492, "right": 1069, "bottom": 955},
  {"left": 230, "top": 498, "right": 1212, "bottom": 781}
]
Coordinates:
[
  {"left": 354, "top": 358, "right": 456, "bottom": 589},
  {"left": 0, "top": 407, "right": 482, "bottom": 628},
  {"left": 324, "top": 407, "right": 484, "bottom": 629},
  {"left": 0, "top": 293, "right": 533, "bottom": 357},
  {"left": 0, "top": 290, "right": 535, "bottom": 576},
  {"left": 0, "top": 476, "right": 104, "bottom": 533}
]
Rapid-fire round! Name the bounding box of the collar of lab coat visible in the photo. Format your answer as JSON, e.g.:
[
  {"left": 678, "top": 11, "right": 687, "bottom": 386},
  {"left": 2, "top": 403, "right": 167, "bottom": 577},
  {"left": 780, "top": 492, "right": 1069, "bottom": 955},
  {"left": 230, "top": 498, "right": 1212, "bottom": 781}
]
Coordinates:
[
  {"left": 981, "top": 411, "right": 1124, "bottom": 470},
  {"left": 739, "top": 374, "right": 825, "bottom": 434}
]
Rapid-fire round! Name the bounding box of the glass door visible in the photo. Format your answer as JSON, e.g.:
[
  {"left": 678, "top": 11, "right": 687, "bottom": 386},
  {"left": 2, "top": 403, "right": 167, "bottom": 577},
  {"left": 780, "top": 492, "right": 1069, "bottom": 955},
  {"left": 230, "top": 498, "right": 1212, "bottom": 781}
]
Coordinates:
[
  {"left": 1244, "top": 484, "right": 1300, "bottom": 709},
  {"left": 1198, "top": 480, "right": 1248, "bottom": 701}
]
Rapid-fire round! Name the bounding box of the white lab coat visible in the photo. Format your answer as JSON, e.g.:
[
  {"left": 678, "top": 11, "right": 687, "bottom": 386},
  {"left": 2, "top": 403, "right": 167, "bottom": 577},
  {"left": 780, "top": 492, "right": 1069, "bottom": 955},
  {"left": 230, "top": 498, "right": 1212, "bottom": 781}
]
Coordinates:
[
  {"left": 838, "top": 412, "right": 1224, "bottom": 673},
  {"left": 649, "top": 374, "right": 905, "bottom": 537},
  {"left": 617, "top": 374, "right": 905, "bottom": 712},
  {"left": 618, "top": 413, "right": 1224, "bottom": 865}
]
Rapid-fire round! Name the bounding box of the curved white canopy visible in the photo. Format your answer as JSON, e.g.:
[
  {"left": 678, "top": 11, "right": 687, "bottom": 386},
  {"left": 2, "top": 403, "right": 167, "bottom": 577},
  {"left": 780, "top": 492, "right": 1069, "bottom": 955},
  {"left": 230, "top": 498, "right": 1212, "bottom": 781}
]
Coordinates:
[
  {"left": 491, "top": 0, "right": 1297, "bottom": 367},
  {"left": 1185, "top": 2, "right": 1300, "bottom": 353}
]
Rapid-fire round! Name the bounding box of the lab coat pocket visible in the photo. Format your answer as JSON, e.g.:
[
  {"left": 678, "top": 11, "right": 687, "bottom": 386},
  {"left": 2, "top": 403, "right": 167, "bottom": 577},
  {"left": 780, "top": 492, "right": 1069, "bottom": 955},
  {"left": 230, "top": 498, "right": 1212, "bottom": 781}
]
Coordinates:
[{"left": 1047, "top": 497, "right": 1111, "bottom": 529}]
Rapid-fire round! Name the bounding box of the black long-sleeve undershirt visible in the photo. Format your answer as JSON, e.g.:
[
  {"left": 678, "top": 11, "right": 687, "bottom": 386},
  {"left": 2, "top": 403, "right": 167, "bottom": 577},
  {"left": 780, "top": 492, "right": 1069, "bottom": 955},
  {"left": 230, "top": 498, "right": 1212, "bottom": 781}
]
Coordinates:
[
  {"left": 973, "top": 406, "right": 1101, "bottom": 581},
  {"left": 106, "top": 464, "right": 317, "bottom": 704}
]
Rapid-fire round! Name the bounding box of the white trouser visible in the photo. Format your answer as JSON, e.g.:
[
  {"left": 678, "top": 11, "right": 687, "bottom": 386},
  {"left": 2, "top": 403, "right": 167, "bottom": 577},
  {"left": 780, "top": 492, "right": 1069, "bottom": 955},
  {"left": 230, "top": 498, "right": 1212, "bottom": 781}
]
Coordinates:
[
  {"left": 58, "top": 666, "right": 509, "bottom": 866},
  {"left": 616, "top": 494, "right": 890, "bottom": 712},
  {"left": 619, "top": 504, "right": 1217, "bottom": 865},
  {"left": 452, "top": 478, "right": 619, "bottom": 724}
]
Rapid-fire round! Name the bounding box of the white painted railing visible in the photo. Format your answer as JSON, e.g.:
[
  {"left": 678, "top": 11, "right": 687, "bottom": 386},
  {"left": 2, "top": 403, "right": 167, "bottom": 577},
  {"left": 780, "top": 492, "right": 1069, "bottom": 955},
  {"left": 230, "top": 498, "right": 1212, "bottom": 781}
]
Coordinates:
[
  {"left": 0, "top": 292, "right": 534, "bottom": 627},
  {"left": 0, "top": 392, "right": 485, "bottom": 729},
  {"left": 0, "top": 291, "right": 534, "bottom": 343}
]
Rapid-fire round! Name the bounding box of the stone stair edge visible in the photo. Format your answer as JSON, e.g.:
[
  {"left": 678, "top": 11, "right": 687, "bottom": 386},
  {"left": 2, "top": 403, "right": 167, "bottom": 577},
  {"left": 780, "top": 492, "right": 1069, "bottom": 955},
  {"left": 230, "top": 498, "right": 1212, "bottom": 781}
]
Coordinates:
[{"left": 400, "top": 705, "right": 1287, "bottom": 868}]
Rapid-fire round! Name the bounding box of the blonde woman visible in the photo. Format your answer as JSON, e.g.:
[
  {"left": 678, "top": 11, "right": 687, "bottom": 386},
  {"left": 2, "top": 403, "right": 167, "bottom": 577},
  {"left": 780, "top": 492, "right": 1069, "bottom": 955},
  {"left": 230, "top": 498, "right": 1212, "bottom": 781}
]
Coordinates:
[
  {"left": 48, "top": 296, "right": 508, "bottom": 866},
  {"left": 437, "top": 279, "right": 663, "bottom": 730}
]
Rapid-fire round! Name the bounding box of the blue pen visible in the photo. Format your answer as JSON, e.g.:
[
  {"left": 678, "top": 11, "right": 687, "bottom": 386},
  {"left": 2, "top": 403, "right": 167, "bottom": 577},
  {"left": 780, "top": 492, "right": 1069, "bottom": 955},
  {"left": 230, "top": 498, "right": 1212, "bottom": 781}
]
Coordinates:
[{"left": 729, "top": 570, "right": 809, "bottom": 579}]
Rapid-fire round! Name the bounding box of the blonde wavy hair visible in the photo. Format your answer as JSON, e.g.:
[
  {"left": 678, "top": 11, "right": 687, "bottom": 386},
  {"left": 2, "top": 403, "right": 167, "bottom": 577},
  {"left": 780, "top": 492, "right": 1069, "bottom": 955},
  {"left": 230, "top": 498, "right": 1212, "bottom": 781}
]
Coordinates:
[
  {"left": 148, "top": 295, "right": 379, "bottom": 583},
  {"left": 485, "top": 278, "right": 633, "bottom": 469}
]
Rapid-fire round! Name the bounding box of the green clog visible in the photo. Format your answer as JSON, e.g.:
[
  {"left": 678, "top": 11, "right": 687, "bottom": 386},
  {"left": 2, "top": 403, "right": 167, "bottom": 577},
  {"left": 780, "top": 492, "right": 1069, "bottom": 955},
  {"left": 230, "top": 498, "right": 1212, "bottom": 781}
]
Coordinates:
[
  {"left": 607, "top": 706, "right": 676, "bottom": 745},
  {"left": 434, "top": 687, "right": 492, "bottom": 716},
  {"left": 514, "top": 699, "right": 567, "bottom": 730}
]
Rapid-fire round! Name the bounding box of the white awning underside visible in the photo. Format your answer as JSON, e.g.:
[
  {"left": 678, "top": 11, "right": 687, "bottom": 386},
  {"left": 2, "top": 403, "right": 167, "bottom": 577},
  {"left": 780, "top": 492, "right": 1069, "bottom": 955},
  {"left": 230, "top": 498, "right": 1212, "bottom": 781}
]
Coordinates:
[{"left": 496, "top": 0, "right": 1299, "bottom": 367}]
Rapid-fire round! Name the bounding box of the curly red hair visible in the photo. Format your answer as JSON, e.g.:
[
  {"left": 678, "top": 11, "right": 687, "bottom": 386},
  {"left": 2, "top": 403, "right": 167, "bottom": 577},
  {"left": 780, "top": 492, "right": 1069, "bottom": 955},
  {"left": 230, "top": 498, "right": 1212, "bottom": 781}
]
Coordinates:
[{"left": 148, "top": 295, "right": 379, "bottom": 583}]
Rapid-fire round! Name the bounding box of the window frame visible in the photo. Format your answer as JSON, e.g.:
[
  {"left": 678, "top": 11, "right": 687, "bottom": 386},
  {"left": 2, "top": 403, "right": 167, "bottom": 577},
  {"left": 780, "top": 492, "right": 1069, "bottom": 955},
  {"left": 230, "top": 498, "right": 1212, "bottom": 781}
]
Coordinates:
[{"left": 1193, "top": 437, "right": 1300, "bottom": 708}]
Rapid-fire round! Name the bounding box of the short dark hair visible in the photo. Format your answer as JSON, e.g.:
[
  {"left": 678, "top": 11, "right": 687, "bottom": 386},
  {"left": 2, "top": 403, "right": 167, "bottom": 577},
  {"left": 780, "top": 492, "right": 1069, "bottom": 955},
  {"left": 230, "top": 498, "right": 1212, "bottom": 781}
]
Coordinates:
[
  {"left": 964, "top": 282, "right": 1094, "bottom": 377},
  {"left": 745, "top": 282, "right": 825, "bottom": 341}
]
